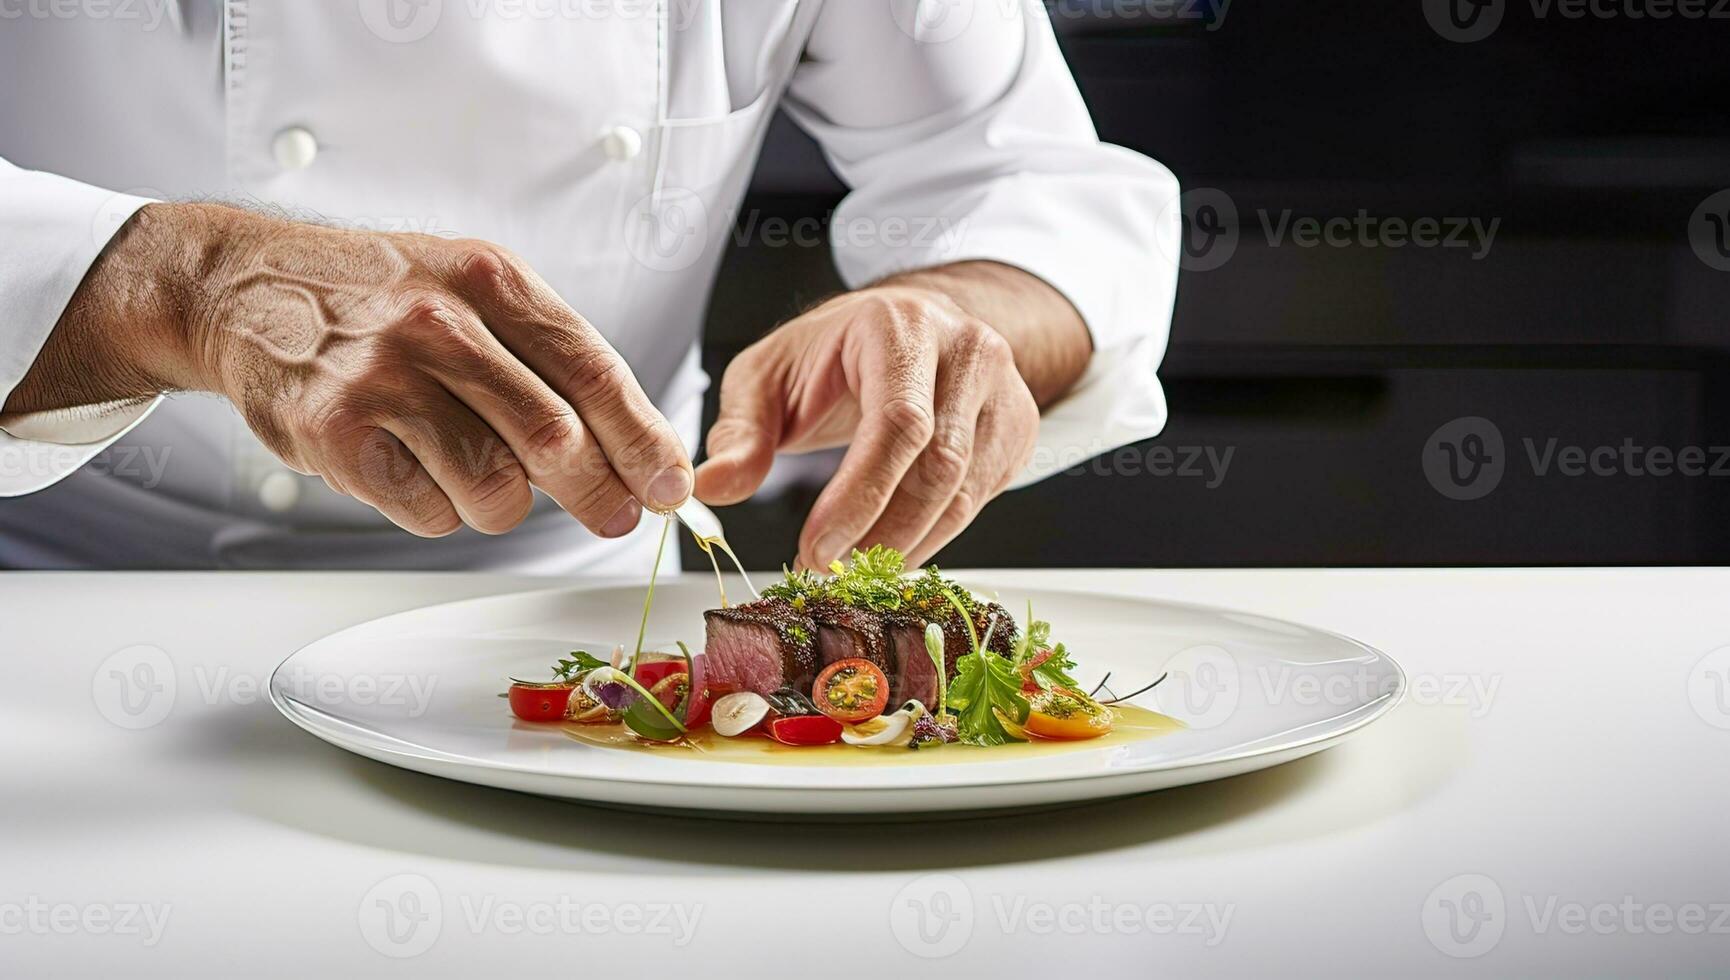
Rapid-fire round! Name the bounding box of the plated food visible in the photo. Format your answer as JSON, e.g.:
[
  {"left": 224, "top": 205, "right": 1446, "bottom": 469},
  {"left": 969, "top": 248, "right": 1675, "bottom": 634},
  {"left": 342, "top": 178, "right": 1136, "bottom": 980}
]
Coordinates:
[
  {"left": 274, "top": 564, "right": 1403, "bottom": 812},
  {"left": 504, "top": 533, "right": 1168, "bottom": 755}
]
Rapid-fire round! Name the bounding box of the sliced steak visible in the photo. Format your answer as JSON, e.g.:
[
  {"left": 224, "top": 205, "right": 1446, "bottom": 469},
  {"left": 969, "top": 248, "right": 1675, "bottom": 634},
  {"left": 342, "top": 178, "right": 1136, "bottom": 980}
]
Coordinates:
[
  {"left": 807, "top": 599, "right": 897, "bottom": 702},
  {"left": 885, "top": 615, "right": 940, "bottom": 710},
  {"left": 884, "top": 602, "right": 1020, "bottom": 711},
  {"left": 702, "top": 598, "right": 818, "bottom": 695},
  {"left": 704, "top": 591, "right": 1019, "bottom": 709}
]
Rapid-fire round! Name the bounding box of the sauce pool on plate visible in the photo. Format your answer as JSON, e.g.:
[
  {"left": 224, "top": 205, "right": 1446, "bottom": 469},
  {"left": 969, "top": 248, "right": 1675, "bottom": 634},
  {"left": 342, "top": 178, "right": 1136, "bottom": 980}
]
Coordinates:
[{"left": 562, "top": 704, "right": 1185, "bottom": 767}]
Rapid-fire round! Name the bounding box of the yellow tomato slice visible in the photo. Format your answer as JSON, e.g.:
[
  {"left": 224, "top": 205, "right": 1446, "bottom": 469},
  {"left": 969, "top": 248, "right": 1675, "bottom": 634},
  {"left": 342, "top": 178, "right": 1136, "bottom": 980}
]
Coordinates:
[{"left": 1024, "top": 689, "right": 1114, "bottom": 740}]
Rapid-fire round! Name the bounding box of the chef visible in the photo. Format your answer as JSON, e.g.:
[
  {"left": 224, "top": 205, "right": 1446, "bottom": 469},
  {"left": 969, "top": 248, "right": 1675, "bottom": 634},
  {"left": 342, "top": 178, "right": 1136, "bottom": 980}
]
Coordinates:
[{"left": 0, "top": 0, "right": 1179, "bottom": 573}]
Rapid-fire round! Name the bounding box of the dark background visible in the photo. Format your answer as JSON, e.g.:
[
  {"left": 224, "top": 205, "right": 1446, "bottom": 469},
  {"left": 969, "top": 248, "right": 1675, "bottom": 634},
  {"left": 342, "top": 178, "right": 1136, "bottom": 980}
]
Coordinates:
[{"left": 687, "top": 0, "right": 1730, "bottom": 571}]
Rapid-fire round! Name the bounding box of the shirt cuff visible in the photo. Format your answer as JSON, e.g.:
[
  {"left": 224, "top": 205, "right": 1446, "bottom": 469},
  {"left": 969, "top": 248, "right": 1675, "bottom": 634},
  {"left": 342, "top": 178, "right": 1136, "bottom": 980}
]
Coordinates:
[
  {"left": 0, "top": 397, "right": 162, "bottom": 498},
  {"left": 1009, "top": 331, "right": 1166, "bottom": 490},
  {"left": 0, "top": 162, "right": 157, "bottom": 496}
]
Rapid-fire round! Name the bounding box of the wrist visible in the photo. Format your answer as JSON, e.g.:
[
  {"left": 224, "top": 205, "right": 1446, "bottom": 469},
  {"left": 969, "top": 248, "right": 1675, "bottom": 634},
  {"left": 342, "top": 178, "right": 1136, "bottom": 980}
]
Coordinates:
[
  {"left": 122, "top": 202, "right": 254, "bottom": 394},
  {"left": 878, "top": 261, "right": 1092, "bottom": 407},
  {"left": 1, "top": 202, "right": 247, "bottom": 415}
]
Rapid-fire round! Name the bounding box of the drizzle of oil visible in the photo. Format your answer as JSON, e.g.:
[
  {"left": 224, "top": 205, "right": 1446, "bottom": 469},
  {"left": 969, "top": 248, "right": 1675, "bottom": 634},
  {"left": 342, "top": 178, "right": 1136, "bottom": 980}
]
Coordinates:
[
  {"left": 689, "top": 531, "right": 758, "bottom": 608},
  {"left": 562, "top": 704, "right": 1185, "bottom": 767}
]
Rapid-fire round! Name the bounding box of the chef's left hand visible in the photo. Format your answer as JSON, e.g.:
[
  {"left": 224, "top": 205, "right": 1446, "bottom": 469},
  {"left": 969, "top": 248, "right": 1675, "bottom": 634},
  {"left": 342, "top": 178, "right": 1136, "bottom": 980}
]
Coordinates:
[{"left": 693, "top": 281, "right": 1047, "bottom": 569}]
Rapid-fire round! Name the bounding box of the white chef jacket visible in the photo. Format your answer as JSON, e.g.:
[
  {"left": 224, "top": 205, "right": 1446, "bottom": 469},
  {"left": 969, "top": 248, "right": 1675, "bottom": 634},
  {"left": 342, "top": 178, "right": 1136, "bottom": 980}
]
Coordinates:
[{"left": 0, "top": 0, "right": 1180, "bottom": 572}]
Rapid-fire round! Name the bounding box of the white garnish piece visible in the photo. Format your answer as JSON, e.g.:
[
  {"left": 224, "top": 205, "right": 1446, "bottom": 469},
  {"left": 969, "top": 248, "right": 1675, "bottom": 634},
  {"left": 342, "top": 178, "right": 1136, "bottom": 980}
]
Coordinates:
[
  {"left": 842, "top": 701, "right": 926, "bottom": 746},
  {"left": 581, "top": 666, "right": 626, "bottom": 703},
  {"left": 710, "top": 692, "right": 772, "bottom": 737}
]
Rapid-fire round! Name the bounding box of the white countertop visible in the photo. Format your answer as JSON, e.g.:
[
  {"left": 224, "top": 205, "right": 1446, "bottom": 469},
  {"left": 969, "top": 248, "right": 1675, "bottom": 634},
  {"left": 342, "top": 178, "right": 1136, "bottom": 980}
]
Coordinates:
[{"left": 4, "top": 568, "right": 1728, "bottom": 977}]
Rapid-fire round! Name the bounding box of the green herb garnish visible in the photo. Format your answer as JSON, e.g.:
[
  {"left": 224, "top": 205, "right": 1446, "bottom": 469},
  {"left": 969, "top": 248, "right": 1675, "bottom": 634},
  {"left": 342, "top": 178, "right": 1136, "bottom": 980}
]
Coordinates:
[
  {"left": 508, "top": 649, "right": 608, "bottom": 687},
  {"left": 622, "top": 641, "right": 691, "bottom": 742},
  {"left": 1011, "top": 602, "right": 1081, "bottom": 692},
  {"left": 924, "top": 621, "right": 948, "bottom": 716},
  {"left": 761, "top": 546, "right": 977, "bottom": 619},
  {"left": 630, "top": 516, "right": 672, "bottom": 679},
  {"left": 552, "top": 650, "right": 607, "bottom": 682},
  {"left": 938, "top": 589, "right": 1028, "bottom": 746}
]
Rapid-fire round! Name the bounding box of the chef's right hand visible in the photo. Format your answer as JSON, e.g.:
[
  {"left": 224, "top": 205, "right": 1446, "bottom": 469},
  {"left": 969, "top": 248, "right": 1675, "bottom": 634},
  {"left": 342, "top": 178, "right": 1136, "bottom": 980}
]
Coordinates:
[{"left": 15, "top": 203, "right": 693, "bottom": 537}]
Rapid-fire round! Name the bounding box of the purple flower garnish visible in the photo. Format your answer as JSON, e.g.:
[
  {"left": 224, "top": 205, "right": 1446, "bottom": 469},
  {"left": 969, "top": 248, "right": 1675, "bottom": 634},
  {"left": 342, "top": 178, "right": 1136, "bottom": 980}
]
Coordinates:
[
  {"left": 908, "top": 713, "right": 958, "bottom": 749},
  {"left": 592, "top": 680, "right": 635, "bottom": 710}
]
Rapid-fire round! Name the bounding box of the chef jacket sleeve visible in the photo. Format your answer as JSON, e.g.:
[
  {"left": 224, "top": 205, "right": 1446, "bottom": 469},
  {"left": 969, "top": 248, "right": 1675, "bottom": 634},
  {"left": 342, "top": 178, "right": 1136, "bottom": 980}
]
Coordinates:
[
  {"left": 782, "top": 0, "right": 1182, "bottom": 487},
  {"left": 0, "top": 156, "right": 160, "bottom": 497}
]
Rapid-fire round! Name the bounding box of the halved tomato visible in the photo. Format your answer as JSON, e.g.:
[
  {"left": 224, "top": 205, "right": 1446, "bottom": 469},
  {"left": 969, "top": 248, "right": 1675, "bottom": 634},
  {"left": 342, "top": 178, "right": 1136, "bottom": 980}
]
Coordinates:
[
  {"left": 633, "top": 655, "right": 687, "bottom": 688},
  {"left": 683, "top": 680, "right": 731, "bottom": 732},
  {"left": 812, "top": 658, "right": 890, "bottom": 723},
  {"left": 508, "top": 682, "right": 575, "bottom": 723},
  {"left": 1023, "top": 688, "right": 1113, "bottom": 740},
  {"left": 649, "top": 672, "right": 689, "bottom": 712}
]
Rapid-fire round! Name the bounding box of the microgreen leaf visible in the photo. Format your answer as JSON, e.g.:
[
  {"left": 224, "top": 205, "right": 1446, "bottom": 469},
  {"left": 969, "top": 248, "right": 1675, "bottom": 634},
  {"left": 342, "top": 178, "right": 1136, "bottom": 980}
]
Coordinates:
[
  {"left": 551, "top": 650, "right": 607, "bottom": 682},
  {"left": 924, "top": 621, "right": 947, "bottom": 714},
  {"left": 938, "top": 591, "right": 1027, "bottom": 745}
]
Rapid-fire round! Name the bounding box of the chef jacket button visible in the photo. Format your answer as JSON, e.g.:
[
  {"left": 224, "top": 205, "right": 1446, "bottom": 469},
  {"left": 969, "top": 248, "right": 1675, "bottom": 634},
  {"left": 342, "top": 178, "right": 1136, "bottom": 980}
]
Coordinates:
[
  {"left": 600, "top": 125, "right": 643, "bottom": 162},
  {"left": 258, "top": 471, "right": 301, "bottom": 513},
  {"left": 272, "top": 126, "right": 319, "bottom": 170}
]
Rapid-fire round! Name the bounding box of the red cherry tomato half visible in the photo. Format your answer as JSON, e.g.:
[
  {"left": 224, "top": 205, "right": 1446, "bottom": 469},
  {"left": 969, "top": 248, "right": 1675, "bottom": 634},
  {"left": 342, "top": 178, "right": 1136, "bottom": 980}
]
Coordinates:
[
  {"left": 508, "top": 683, "right": 574, "bottom": 723},
  {"left": 649, "top": 672, "right": 689, "bottom": 713},
  {"left": 767, "top": 714, "right": 844, "bottom": 746},
  {"left": 684, "top": 685, "right": 724, "bottom": 731},
  {"left": 811, "top": 658, "right": 891, "bottom": 723},
  {"left": 634, "top": 656, "right": 686, "bottom": 688}
]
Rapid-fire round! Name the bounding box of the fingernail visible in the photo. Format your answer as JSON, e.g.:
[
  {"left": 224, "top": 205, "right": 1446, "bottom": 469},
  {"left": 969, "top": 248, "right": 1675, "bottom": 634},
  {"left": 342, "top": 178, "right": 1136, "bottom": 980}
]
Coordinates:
[
  {"left": 601, "top": 500, "right": 642, "bottom": 538},
  {"left": 648, "top": 467, "right": 692, "bottom": 510},
  {"left": 812, "top": 531, "right": 849, "bottom": 567}
]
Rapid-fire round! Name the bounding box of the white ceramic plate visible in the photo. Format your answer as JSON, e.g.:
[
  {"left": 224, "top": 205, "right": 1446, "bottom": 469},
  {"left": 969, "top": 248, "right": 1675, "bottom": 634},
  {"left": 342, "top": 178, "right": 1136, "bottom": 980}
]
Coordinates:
[{"left": 270, "top": 577, "right": 1403, "bottom": 815}]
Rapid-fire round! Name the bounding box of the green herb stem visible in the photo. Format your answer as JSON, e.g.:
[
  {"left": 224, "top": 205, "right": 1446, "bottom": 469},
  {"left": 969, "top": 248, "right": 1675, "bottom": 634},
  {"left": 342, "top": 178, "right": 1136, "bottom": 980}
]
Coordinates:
[
  {"left": 630, "top": 515, "right": 672, "bottom": 679},
  {"left": 611, "top": 668, "right": 686, "bottom": 733},
  {"left": 940, "top": 588, "right": 981, "bottom": 655}
]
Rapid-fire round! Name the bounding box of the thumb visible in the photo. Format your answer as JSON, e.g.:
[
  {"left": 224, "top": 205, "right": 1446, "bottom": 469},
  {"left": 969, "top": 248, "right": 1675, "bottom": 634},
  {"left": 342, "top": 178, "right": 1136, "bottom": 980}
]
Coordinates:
[{"left": 694, "top": 357, "right": 784, "bottom": 505}]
